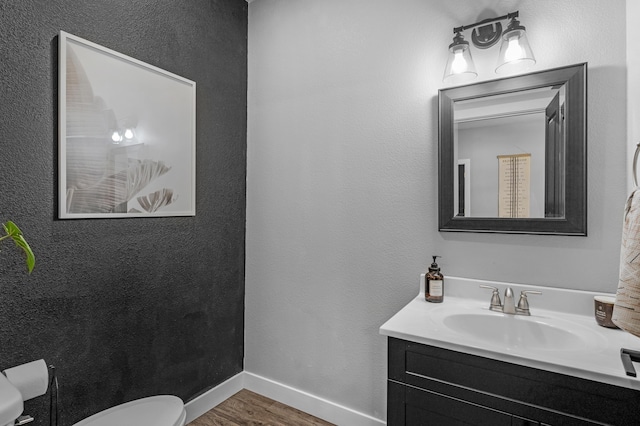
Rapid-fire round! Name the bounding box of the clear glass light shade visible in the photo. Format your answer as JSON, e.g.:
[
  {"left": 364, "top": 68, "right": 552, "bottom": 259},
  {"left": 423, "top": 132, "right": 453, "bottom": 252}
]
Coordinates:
[
  {"left": 495, "top": 28, "right": 535, "bottom": 74},
  {"left": 443, "top": 43, "right": 477, "bottom": 84}
]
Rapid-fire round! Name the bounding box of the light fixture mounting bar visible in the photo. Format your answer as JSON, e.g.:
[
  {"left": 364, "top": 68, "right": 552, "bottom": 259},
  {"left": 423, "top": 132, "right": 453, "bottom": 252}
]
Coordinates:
[{"left": 452, "top": 11, "right": 518, "bottom": 34}]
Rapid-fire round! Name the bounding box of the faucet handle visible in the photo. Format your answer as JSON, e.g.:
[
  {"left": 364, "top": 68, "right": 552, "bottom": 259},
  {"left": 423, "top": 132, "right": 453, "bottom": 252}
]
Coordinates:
[
  {"left": 479, "top": 285, "right": 502, "bottom": 312},
  {"left": 516, "top": 290, "right": 542, "bottom": 315}
]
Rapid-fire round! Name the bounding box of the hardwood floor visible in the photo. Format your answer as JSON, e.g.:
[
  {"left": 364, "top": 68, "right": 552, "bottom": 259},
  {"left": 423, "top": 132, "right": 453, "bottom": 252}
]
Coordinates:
[{"left": 187, "top": 389, "right": 335, "bottom": 426}]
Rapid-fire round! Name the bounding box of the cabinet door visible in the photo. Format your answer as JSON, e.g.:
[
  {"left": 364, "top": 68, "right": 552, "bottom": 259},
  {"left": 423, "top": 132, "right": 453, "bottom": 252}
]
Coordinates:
[
  {"left": 390, "top": 337, "right": 638, "bottom": 425},
  {"left": 397, "top": 382, "right": 512, "bottom": 426}
]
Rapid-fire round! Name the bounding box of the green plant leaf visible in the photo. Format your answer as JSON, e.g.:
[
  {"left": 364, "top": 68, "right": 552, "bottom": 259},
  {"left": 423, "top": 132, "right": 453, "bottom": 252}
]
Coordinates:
[{"left": 3, "top": 221, "right": 35, "bottom": 274}]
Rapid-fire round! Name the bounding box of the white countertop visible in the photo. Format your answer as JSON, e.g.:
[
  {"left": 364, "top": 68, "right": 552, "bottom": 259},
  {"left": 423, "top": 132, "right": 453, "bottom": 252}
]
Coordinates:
[{"left": 379, "top": 276, "right": 640, "bottom": 391}]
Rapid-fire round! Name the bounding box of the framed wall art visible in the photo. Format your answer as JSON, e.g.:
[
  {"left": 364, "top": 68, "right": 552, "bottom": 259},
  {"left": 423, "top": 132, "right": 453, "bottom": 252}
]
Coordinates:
[{"left": 58, "top": 31, "right": 196, "bottom": 218}]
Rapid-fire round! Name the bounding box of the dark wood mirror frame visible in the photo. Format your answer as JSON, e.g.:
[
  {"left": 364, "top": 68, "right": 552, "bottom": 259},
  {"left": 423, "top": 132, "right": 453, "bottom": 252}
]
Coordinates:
[{"left": 438, "top": 63, "right": 587, "bottom": 235}]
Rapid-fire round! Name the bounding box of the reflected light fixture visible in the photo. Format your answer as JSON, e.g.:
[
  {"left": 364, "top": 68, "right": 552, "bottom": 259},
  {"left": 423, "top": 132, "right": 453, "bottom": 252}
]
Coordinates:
[
  {"left": 123, "top": 128, "right": 135, "bottom": 140},
  {"left": 110, "top": 127, "right": 137, "bottom": 144},
  {"left": 443, "top": 11, "right": 535, "bottom": 84},
  {"left": 110, "top": 117, "right": 139, "bottom": 145},
  {"left": 111, "top": 130, "right": 123, "bottom": 143}
]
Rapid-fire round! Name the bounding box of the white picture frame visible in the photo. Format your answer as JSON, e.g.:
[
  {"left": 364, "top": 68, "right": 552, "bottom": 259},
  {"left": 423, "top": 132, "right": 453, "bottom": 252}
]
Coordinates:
[{"left": 58, "top": 31, "right": 196, "bottom": 219}]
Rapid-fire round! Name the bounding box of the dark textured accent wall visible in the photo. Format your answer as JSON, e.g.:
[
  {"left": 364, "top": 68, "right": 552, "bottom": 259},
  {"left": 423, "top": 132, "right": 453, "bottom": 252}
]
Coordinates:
[{"left": 0, "top": 1, "right": 247, "bottom": 424}]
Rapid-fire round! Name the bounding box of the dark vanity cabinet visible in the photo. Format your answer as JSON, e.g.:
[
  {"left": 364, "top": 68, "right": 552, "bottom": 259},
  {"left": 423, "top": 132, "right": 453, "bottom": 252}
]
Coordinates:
[{"left": 387, "top": 337, "right": 640, "bottom": 425}]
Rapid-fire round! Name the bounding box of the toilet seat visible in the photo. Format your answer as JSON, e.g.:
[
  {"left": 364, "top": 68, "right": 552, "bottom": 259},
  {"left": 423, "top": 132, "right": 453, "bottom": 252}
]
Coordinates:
[{"left": 72, "top": 395, "right": 186, "bottom": 426}]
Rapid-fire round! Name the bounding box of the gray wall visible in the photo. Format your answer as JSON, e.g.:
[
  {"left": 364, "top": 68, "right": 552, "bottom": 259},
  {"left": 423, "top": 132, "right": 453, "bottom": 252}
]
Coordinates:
[
  {"left": 0, "top": 1, "right": 247, "bottom": 424},
  {"left": 246, "top": 0, "right": 627, "bottom": 421}
]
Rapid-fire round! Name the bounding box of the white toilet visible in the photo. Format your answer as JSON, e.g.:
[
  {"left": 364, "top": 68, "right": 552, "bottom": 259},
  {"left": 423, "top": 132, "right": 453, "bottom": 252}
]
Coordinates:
[
  {"left": 0, "top": 372, "right": 186, "bottom": 426},
  {"left": 72, "top": 395, "right": 187, "bottom": 426},
  {"left": 0, "top": 360, "right": 186, "bottom": 426}
]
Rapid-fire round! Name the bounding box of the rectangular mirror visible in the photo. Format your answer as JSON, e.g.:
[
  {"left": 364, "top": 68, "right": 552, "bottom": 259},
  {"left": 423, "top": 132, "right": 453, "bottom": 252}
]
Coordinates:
[{"left": 438, "top": 63, "right": 586, "bottom": 235}]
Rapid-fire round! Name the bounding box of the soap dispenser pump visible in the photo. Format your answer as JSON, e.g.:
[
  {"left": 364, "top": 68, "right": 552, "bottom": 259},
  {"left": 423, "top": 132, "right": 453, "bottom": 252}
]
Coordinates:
[{"left": 425, "top": 255, "right": 444, "bottom": 303}]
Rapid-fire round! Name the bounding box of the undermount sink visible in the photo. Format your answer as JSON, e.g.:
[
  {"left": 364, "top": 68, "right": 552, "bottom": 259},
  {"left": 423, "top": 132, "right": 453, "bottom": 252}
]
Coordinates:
[{"left": 442, "top": 311, "right": 603, "bottom": 351}]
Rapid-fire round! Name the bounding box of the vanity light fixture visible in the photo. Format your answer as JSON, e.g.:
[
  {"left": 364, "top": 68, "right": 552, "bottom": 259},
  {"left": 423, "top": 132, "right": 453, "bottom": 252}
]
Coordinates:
[
  {"left": 442, "top": 31, "right": 477, "bottom": 85},
  {"left": 443, "top": 11, "right": 536, "bottom": 84}
]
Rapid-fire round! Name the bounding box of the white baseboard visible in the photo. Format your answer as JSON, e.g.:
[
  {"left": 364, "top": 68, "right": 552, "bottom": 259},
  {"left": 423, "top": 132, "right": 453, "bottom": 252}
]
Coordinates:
[
  {"left": 243, "top": 372, "right": 386, "bottom": 426},
  {"left": 184, "top": 372, "right": 244, "bottom": 423},
  {"left": 184, "top": 371, "right": 386, "bottom": 426}
]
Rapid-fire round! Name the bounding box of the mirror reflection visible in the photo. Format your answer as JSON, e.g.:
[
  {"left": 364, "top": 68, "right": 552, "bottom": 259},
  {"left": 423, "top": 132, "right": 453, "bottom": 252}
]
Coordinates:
[
  {"left": 453, "top": 84, "right": 566, "bottom": 219},
  {"left": 438, "top": 63, "right": 586, "bottom": 235}
]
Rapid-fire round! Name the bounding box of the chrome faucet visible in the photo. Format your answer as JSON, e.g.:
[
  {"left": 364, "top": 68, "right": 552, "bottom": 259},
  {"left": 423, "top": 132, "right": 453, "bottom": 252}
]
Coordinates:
[{"left": 480, "top": 285, "right": 541, "bottom": 316}]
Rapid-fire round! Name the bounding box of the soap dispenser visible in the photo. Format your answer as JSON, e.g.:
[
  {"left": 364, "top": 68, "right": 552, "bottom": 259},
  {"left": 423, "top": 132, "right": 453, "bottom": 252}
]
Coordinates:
[{"left": 425, "top": 255, "right": 444, "bottom": 303}]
